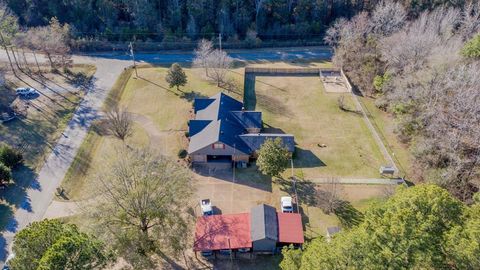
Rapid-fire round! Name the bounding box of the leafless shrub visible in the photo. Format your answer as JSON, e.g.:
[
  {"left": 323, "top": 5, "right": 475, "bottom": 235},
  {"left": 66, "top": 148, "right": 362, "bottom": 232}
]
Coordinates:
[{"left": 106, "top": 106, "right": 133, "bottom": 141}]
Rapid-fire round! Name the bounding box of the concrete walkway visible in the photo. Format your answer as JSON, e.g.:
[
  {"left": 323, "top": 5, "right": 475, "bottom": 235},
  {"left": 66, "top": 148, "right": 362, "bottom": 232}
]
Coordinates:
[{"left": 309, "top": 177, "right": 405, "bottom": 185}]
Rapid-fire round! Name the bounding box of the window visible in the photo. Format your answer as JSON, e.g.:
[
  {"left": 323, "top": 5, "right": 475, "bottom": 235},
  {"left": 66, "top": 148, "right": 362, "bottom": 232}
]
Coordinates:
[{"left": 212, "top": 143, "right": 225, "bottom": 149}]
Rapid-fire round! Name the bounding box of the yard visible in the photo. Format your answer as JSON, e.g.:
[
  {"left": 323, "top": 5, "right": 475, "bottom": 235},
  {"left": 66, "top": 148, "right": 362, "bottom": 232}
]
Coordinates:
[
  {"left": 57, "top": 61, "right": 402, "bottom": 268},
  {"left": 0, "top": 64, "right": 96, "bottom": 232}
]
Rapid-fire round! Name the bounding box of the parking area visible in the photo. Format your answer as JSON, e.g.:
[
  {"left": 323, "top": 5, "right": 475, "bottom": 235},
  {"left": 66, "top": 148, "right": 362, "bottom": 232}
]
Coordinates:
[{"left": 192, "top": 167, "right": 281, "bottom": 215}]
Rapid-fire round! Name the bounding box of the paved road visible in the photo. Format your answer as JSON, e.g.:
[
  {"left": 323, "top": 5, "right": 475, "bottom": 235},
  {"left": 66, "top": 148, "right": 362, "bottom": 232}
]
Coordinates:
[
  {"left": 83, "top": 46, "right": 332, "bottom": 64},
  {"left": 0, "top": 47, "right": 332, "bottom": 264},
  {"left": 0, "top": 53, "right": 131, "bottom": 263}
]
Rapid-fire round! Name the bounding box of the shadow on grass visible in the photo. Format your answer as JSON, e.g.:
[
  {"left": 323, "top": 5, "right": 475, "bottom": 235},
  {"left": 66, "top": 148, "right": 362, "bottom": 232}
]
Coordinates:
[
  {"left": 1, "top": 166, "right": 39, "bottom": 214},
  {"left": 276, "top": 178, "right": 317, "bottom": 207},
  {"left": 180, "top": 91, "right": 209, "bottom": 102},
  {"left": 193, "top": 164, "right": 273, "bottom": 192},
  {"left": 293, "top": 147, "right": 326, "bottom": 168},
  {"left": 0, "top": 204, "right": 14, "bottom": 233},
  {"left": 334, "top": 201, "right": 364, "bottom": 228}
]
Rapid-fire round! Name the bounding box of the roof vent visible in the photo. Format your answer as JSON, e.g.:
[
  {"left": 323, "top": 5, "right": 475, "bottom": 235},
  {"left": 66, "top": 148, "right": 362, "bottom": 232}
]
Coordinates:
[{"left": 241, "top": 106, "right": 245, "bottom": 112}]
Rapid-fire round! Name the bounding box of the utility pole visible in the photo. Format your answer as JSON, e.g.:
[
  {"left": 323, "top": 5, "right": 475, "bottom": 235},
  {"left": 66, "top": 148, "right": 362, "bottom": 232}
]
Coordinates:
[
  {"left": 0, "top": 31, "right": 17, "bottom": 77},
  {"left": 129, "top": 41, "right": 138, "bottom": 78},
  {"left": 232, "top": 143, "right": 236, "bottom": 183},
  {"left": 291, "top": 159, "right": 300, "bottom": 214},
  {"left": 218, "top": 33, "right": 222, "bottom": 51}
]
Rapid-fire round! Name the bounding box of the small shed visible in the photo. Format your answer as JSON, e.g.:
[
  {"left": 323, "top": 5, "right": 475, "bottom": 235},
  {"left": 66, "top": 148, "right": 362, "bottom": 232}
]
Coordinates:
[
  {"left": 250, "top": 204, "right": 278, "bottom": 252},
  {"left": 379, "top": 166, "right": 395, "bottom": 175},
  {"left": 326, "top": 226, "right": 341, "bottom": 242}
]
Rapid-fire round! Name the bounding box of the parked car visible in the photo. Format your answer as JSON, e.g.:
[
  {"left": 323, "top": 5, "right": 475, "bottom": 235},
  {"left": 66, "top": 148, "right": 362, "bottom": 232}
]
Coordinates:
[
  {"left": 201, "top": 199, "right": 213, "bottom": 216},
  {"left": 281, "top": 196, "right": 293, "bottom": 213},
  {"left": 15, "top": 87, "right": 37, "bottom": 97}
]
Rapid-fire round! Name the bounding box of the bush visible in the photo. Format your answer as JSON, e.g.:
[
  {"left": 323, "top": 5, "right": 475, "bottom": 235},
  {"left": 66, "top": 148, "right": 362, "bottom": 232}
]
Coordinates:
[
  {"left": 0, "top": 163, "right": 12, "bottom": 184},
  {"left": 0, "top": 145, "right": 23, "bottom": 169},
  {"left": 177, "top": 149, "right": 188, "bottom": 159},
  {"left": 184, "top": 131, "right": 189, "bottom": 138}
]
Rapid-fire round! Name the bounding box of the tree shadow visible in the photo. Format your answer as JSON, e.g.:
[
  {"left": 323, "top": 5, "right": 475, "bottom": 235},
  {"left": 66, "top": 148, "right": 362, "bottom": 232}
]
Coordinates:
[
  {"left": 293, "top": 147, "right": 326, "bottom": 168},
  {"left": 333, "top": 201, "right": 364, "bottom": 228},
  {"left": 0, "top": 235, "right": 7, "bottom": 262},
  {"left": 137, "top": 76, "right": 178, "bottom": 96},
  {"left": 179, "top": 91, "right": 209, "bottom": 103},
  {"left": 0, "top": 165, "right": 39, "bottom": 213},
  {"left": 192, "top": 164, "right": 273, "bottom": 192},
  {"left": 276, "top": 177, "right": 317, "bottom": 207},
  {"left": 0, "top": 204, "right": 14, "bottom": 233}
]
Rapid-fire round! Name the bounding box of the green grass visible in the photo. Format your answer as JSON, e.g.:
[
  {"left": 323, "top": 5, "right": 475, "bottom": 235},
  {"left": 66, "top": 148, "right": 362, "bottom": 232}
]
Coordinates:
[
  {"left": 249, "top": 75, "right": 386, "bottom": 178},
  {"left": 61, "top": 68, "right": 150, "bottom": 200},
  {"left": 359, "top": 96, "right": 413, "bottom": 177}
]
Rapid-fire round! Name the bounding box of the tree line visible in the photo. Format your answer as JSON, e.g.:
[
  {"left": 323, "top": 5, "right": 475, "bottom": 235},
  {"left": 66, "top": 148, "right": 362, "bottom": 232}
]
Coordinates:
[
  {"left": 326, "top": 1, "right": 480, "bottom": 202},
  {"left": 2, "top": 0, "right": 466, "bottom": 44},
  {"left": 281, "top": 184, "right": 480, "bottom": 269}
]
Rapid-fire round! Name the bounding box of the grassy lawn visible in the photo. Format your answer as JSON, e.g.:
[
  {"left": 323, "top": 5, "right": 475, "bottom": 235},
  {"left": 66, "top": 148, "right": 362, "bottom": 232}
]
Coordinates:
[
  {"left": 359, "top": 96, "right": 413, "bottom": 177},
  {"left": 251, "top": 76, "right": 386, "bottom": 179},
  {"left": 61, "top": 61, "right": 389, "bottom": 199},
  {"left": 58, "top": 61, "right": 399, "bottom": 268}
]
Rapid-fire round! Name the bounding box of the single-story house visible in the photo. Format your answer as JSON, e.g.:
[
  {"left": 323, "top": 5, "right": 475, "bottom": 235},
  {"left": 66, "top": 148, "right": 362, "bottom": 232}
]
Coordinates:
[
  {"left": 188, "top": 93, "right": 294, "bottom": 164},
  {"left": 193, "top": 204, "right": 304, "bottom": 257}
]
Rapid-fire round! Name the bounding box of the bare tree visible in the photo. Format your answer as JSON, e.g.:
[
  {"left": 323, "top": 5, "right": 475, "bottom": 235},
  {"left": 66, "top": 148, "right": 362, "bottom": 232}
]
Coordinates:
[
  {"left": 459, "top": 1, "right": 480, "bottom": 40},
  {"left": 370, "top": 0, "right": 406, "bottom": 37},
  {"left": 26, "top": 17, "right": 72, "bottom": 69},
  {"left": 205, "top": 49, "right": 233, "bottom": 87},
  {"left": 315, "top": 178, "right": 342, "bottom": 214},
  {"left": 89, "top": 147, "right": 193, "bottom": 268},
  {"left": 254, "top": 0, "right": 265, "bottom": 31},
  {"left": 193, "top": 39, "right": 213, "bottom": 76},
  {"left": 106, "top": 106, "right": 133, "bottom": 141}
]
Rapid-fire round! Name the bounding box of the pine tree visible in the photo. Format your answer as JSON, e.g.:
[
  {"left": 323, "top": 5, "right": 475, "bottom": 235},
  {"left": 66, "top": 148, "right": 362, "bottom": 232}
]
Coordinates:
[{"left": 165, "top": 63, "right": 187, "bottom": 91}]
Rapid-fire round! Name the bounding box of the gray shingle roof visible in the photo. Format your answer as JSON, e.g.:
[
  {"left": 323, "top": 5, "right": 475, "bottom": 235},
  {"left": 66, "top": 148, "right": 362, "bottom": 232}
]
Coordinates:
[
  {"left": 188, "top": 92, "right": 295, "bottom": 155},
  {"left": 250, "top": 204, "right": 278, "bottom": 241},
  {"left": 239, "top": 133, "right": 295, "bottom": 152}
]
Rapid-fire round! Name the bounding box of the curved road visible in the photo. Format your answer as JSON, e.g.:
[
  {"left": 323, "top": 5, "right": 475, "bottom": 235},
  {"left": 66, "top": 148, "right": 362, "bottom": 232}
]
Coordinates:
[{"left": 0, "top": 46, "right": 331, "bottom": 264}]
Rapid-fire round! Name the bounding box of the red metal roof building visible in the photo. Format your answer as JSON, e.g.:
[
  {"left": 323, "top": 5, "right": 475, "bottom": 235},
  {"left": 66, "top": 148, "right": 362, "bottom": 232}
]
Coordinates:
[
  {"left": 193, "top": 205, "right": 304, "bottom": 253},
  {"left": 193, "top": 213, "right": 252, "bottom": 251},
  {"left": 277, "top": 212, "right": 304, "bottom": 244}
]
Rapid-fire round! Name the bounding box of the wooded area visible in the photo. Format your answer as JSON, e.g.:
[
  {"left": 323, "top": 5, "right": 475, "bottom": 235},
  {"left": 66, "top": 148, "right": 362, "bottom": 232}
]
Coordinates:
[
  {"left": 2, "top": 0, "right": 467, "bottom": 43},
  {"left": 326, "top": 1, "right": 480, "bottom": 202}
]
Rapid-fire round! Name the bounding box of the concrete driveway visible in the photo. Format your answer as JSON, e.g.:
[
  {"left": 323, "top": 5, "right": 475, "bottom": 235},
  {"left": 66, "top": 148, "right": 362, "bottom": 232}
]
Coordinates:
[
  {"left": 0, "top": 46, "right": 330, "bottom": 264},
  {"left": 192, "top": 168, "right": 278, "bottom": 215}
]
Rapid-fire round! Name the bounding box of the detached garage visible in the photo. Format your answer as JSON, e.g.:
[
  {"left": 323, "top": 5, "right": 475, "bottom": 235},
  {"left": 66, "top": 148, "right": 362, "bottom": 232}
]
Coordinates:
[{"left": 193, "top": 204, "right": 304, "bottom": 258}]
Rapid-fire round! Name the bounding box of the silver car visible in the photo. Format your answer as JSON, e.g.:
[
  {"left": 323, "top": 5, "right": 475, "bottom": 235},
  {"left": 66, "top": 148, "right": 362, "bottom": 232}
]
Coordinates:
[{"left": 15, "top": 87, "right": 37, "bottom": 97}]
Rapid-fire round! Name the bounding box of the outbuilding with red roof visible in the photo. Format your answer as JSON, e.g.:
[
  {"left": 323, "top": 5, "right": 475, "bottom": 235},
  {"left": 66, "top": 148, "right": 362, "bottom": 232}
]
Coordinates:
[{"left": 193, "top": 204, "right": 304, "bottom": 256}]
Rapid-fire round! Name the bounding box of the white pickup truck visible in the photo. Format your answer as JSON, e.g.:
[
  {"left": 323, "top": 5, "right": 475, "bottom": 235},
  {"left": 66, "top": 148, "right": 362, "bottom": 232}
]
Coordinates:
[
  {"left": 281, "top": 196, "right": 294, "bottom": 213},
  {"left": 201, "top": 199, "right": 213, "bottom": 216}
]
